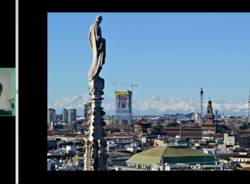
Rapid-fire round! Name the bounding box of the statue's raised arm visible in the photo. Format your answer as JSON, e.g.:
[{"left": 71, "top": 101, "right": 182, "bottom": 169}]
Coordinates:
[{"left": 88, "top": 16, "right": 106, "bottom": 81}]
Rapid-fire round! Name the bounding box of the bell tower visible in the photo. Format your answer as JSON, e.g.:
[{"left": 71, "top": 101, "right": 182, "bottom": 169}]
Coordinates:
[{"left": 205, "top": 100, "right": 214, "bottom": 125}]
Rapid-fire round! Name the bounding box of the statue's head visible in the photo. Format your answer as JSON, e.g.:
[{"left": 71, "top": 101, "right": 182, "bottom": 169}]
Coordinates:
[
  {"left": 0, "top": 82, "right": 2, "bottom": 97},
  {"left": 96, "top": 16, "right": 102, "bottom": 24}
]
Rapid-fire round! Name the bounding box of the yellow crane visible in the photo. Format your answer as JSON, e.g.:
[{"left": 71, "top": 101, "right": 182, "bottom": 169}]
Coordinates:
[{"left": 111, "top": 82, "right": 138, "bottom": 93}]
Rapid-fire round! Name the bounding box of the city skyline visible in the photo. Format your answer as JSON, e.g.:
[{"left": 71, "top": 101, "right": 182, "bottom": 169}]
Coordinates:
[
  {"left": 48, "top": 93, "right": 249, "bottom": 116},
  {"left": 48, "top": 13, "right": 250, "bottom": 105}
]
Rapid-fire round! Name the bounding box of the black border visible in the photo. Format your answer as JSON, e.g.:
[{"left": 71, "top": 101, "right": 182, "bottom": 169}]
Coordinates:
[
  {"left": 0, "top": 117, "right": 15, "bottom": 183},
  {"left": 2, "top": 0, "right": 15, "bottom": 67},
  {"left": 1, "top": 0, "right": 15, "bottom": 183},
  {"left": 19, "top": 1, "right": 250, "bottom": 183}
]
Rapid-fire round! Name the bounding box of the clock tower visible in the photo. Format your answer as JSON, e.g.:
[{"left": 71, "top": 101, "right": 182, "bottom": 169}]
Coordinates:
[{"left": 205, "top": 100, "right": 214, "bottom": 125}]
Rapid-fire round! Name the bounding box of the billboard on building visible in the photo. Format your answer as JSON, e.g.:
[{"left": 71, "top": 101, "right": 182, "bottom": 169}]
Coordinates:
[{"left": 115, "top": 91, "right": 132, "bottom": 121}]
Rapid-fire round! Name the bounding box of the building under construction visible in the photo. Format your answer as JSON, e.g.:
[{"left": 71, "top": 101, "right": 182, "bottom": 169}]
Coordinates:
[{"left": 115, "top": 90, "right": 132, "bottom": 124}]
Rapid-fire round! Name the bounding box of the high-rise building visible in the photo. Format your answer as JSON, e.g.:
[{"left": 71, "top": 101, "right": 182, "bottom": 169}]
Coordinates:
[
  {"left": 68, "top": 109, "right": 77, "bottom": 123},
  {"left": 115, "top": 90, "right": 132, "bottom": 123},
  {"left": 84, "top": 102, "right": 91, "bottom": 122},
  {"left": 63, "top": 109, "right": 68, "bottom": 123},
  {"left": 47, "top": 108, "right": 56, "bottom": 123},
  {"left": 63, "top": 109, "right": 77, "bottom": 123}
]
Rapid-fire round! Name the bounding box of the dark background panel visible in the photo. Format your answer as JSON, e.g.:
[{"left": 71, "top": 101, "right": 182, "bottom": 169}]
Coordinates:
[
  {"left": 1, "top": 0, "right": 15, "bottom": 68},
  {"left": 19, "top": 0, "right": 250, "bottom": 183},
  {"left": 19, "top": 0, "right": 47, "bottom": 183},
  {"left": 46, "top": 0, "right": 250, "bottom": 12},
  {"left": 0, "top": 117, "right": 15, "bottom": 184},
  {"left": 1, "top": 0, "right": 15, "bottom": 183}
]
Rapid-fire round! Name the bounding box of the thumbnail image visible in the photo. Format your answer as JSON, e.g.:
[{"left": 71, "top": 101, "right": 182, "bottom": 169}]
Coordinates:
[
  {"left": 0, "top": 68, "right": 15, "bottom": 116},
  {"left": 47, "top": 13, "right": 250, "bottom": 171}
]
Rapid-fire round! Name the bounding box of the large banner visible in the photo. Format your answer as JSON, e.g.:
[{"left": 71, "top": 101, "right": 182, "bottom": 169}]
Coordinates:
[{"left": 115, "top": 91, "right": 132, "bottom": 116}]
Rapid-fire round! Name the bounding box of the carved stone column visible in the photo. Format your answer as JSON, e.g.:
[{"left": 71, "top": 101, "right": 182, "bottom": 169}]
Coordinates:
[{"left": 84, "top": 76, "right": 108, "bottom": 171}]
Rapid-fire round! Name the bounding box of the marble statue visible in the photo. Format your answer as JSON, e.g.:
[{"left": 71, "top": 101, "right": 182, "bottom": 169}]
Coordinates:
[
  {"left": 88, "top": 15, "right": 106, "bottom": 82},
  {"left": 84, "top": 16, "right": 108, "bottom": 171}
]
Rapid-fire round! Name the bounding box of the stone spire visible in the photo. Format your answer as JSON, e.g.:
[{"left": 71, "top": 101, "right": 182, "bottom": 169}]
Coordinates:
[{"left": 83, "top": 16, "right": 108, "bottom": 171}]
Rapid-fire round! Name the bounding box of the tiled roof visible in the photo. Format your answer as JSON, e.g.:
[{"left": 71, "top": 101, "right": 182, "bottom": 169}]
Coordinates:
[{"left": 126, "top": 145, "right": 215, "bottom": 166}]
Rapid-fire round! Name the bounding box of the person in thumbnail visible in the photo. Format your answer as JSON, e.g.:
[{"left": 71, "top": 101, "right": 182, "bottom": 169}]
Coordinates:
[
  {"left": 0, "top": 83, "right": 2, "bottom": 96},
  {"left": 0, "top": 82, "right": 11, "bottom": 116}
]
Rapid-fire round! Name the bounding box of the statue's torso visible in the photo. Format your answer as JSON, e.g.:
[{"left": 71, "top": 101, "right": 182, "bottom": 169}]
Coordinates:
[
  {"left": 88, "top": 21, "right": 106, "bottom": 81},
  {"left": 90, "top": 23, "right": 102, "bottom": 43}
]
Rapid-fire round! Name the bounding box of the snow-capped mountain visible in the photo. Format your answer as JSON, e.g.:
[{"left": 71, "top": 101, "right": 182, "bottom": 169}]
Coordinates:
[
  {"left": 48, "top": 94, "right": 89, "bottom": 110},
  {"left": 48, "top": 94, "right": 249, "bottom": 116},
  {"left": 48, "top": 94, "right": 115, "bottom": 115}
]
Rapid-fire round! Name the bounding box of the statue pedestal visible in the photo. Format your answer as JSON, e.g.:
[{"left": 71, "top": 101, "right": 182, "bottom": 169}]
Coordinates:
[{"left": 84, "top": 77, "right": 107, "bottom": 171}]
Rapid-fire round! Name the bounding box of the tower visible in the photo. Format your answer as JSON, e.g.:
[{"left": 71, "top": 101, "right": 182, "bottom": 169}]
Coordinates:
[
  {"left": 47, "top": 108, "right": 56, "bottom": 124},
  {"left": 202, "top": 100, "right": 216, "bottom": 140},
  {"left": 68, "top": 109, "right": 77, "bottom": 123},
  {"left": 115, "top": 90, "right": 132, "bottom": 124},
  {"left": 84, "top": 16, "right": 107, "bottom": 171},
  {"left": 63, "top": 109, "right": 68, "bottom": 123},
  {"left": 248, "top": 91, "right": 250, "bottom": 123},
  {"left": 205, "top": 100, "right": 214, "bottom": 125},
  {"left": 200, "top": 88, "right": 204, "bottom": 124},
  {"left": 111, "top": 82, "right": 137, "bottom": 124}
]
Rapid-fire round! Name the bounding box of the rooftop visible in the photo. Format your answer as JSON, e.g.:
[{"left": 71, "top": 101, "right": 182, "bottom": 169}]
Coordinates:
[
  {"left": 127, "top": 145, "right": 215, "bottom": 166},
  {"left": 127, "top": 146, "right": 165, "bottom": 165},
  {"left": 163, "top": 147, "right": 208, "bottom": 157}
]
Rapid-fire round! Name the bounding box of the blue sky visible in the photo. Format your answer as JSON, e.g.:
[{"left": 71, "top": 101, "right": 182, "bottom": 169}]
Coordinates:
[{"left": 48, "top": 13, "right": 250, "bottom": 103}]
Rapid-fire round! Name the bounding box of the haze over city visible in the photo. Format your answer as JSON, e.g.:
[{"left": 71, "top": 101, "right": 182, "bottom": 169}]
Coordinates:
[{"left": 48, "top": 13, "right": 250, "bottom": 115}]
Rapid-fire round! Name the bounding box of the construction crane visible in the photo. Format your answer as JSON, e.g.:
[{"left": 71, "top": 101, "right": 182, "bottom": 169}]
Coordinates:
[{"left": 111, "top": 82, "right": 138, "bottom": 93}]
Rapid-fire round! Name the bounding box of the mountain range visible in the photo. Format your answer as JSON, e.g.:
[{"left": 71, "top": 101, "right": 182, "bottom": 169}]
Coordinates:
[{"left": 48, "top": 94, "right": 249, "bottom": 116}]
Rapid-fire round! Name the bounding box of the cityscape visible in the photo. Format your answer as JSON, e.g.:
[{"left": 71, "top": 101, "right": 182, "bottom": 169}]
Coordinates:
[
  {"left": 48, "top": 13, "right": 250, "bottom": 171},
  {"left": 48, "top": 88, "right": 250, "bottom": 171}
]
